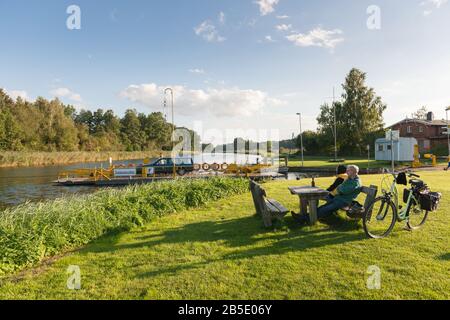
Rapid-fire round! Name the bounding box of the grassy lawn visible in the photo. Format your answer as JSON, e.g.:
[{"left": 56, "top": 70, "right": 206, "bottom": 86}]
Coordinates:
[
  {"left": 0, "top": 171, "right": 449, "bottom": 300},
  {"left": 285, "top": 156, "right": 396, "bottom": 169},
  {"left": 285, "top": 156, "right": 449, "bottom": 170}
]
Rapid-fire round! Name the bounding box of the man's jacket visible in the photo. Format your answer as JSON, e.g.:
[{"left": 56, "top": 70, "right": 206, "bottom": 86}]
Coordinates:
[
  {"left": 335, "top": 176, "right": 361, "bottom": 204},
  {"left": 327, "top": 173, "right": 348, "bottom": 196}
]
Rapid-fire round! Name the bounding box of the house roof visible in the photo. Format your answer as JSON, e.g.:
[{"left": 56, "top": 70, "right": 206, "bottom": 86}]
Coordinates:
[{"left": 388, "top": 118, "right": 449, "bottom": 128}]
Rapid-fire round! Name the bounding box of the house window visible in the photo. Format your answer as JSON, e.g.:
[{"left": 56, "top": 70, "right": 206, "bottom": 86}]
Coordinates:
[
  {"left": 387, "top": 145, "right": 392, "bottom": 151},
  {"left": 419, "top": 126, "right": 423, "bottom": 133},
  {"left": 378, "top": 144, "right": 384, "bottom": 152},
  {"left": 407, "top": 126, "right": 412, "bottom": 133}
]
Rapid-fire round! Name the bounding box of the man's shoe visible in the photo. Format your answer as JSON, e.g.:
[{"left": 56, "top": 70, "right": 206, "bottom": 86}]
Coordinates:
[{"left": 291, "top": 212, "right": 309, "bottom": 225}]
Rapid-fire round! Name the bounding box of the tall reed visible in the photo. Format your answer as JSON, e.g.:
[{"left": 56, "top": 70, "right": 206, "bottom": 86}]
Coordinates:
[
  {"left": 0, "top": 151, "right": 168, "bottom": 168},
  {"left": 0, "top": 177, "right": 249, "bottom": 275}
]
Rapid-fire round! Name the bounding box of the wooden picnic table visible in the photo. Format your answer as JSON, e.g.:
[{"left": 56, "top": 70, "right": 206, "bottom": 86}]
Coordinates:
[{"left": 288, "top": 186, "right": 330, "bottom": 225}]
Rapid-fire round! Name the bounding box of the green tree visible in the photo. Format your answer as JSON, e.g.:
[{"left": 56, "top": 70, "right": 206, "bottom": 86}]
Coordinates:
[
  {"left": 0, "top": 109, "right": 23, "bottom": 150},
  {"left": 412, "top": 106, "right": 428, "bottom": 120},
  {"left": 317, "top": 68, "right": 386, "bottom": 155},
  {"left": 120, "top": 109, "right": 144, "bottom": 151}
]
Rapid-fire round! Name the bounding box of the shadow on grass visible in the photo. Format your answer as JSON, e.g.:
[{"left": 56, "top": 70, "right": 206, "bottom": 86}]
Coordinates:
[
  {"left": 438, "top": 253, "right": 450, "bottom": 261},
  {"left": 78, "top": 213, "right": 365, "bottom": 279}
]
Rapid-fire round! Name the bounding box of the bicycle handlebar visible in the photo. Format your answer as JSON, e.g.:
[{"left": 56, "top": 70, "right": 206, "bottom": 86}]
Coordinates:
[{"left": 386, "top": 169, "right": 420, "bottom": 179}]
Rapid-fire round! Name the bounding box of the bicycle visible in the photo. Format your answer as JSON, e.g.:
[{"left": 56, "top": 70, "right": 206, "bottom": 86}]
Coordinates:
[{"left": 363, "top": 170, "right": 429, "bottom": 239}]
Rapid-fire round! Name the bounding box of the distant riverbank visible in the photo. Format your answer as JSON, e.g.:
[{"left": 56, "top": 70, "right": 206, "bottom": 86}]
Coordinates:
[{"left": 0, "top": 151, "right": 168, "bottom": 168}]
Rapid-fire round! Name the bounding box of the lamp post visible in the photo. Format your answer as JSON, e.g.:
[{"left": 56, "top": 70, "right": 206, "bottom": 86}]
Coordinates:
[
  {"left": 164, "top": 88, "right": 176, "bottom": 178},
  {"left": 325, "top": 87, "right": 338, "bottom": 161},
  {"left": 296, "top": 113, "right": 304, "bottom": 167}
]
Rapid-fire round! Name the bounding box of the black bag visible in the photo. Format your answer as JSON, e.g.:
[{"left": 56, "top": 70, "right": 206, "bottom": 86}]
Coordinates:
[
  {"left": 346, "top": 201, "right": 365, "bottom": 219},
  {"left": 396, "top": 172, "right": 407, "bottom": 186},
  {"left": 403, "top": 189, "right": 410, "bottom": 203},
  {"left": 419, "top": 191, "right": 442, "bottom": 212}
]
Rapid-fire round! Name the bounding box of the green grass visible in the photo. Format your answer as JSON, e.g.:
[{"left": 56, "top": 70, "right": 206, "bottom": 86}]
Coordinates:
[
  {"left": 285, "top": 155, "right": 450, "bottom": 170},
  {"left": 285, "top": 156, "right": 403, "bottom": 169},
  {"left": 0, "top": 171, "right": 449, "bottom": 300},
  {"left": 0, "top": 178, "right": 249, "bottom": 275}
]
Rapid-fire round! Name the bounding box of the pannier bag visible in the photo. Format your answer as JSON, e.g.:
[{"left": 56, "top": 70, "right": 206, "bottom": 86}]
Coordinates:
[
  {"left": 403, "top": 189, "right": 420, "bottom": 205},
  {"left": 403, "top": 189, "right": 410, "bottom": 204},
  {"left": 419, "top": 191, "right": 442, "bottom": 212}
]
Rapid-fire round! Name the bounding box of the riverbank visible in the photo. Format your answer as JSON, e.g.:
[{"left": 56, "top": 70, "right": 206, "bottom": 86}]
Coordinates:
[
  {"left": 0, "top": 177, "right": 249, "bottom": 275},
  {"left": 1, "top": 171, "right": 448, "bottom": 299},
  {"left": 0, "top": 151, "right": 168, "bottom": 168}
]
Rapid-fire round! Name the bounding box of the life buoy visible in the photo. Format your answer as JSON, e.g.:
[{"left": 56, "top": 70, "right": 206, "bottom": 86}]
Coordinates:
[
  {"left": 221, "top": 163, "right": 229, "bottom": 171},
  {"left": 211, "top": 163, "right": 220, "bottom": 171},
  {"left": 193, "top": 164, "right": 201, "bottom": 171},
  {"left": 202, "top": 163, "right": 210, "bottom": 171}
]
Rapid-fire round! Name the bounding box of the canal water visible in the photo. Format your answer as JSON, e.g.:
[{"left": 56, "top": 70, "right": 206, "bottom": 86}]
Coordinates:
[
  {"left": 0, "top": 160, "right": 138, "bottom": 209},
  {"left": 0, "top": 154, "right": 323, "bottom": 209}
]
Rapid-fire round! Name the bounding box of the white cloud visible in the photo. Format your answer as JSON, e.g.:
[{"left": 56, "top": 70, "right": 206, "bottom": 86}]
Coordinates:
[
  {"left": 420, "top": 0, "right": 448, "bottom": 15},
  {"left": 422, "top": 0, "right": 448, "bottom": 8},
  {"left": 120, "top": 83, "right": 285, "bottom": 118},
  {"left": 7, "top": 89, "right": 30, "bottom": 101},
  {"left": 276, "top": 15, "right": 289, "bottom": 19},
  {"left": 255, "top": 0, "right": 280, "bottom": 16},
  {"left": 219, "top": 12, "right": 226, "bottom": 24},
  {"left": 50, "top": 87, "right": 82, "bottom": 102},
  {"left": 258, "top": 35, "right": 276, "bottom": 43},
  {"left": 189, "top": 68, "right": 206, "bottom": 74},
  {"left": 194, "top": 21, "right": 226, "bottom": 42},
  {"left": 286, "top": 27, "right": 344, "bottom": 49},
  {"left": 276, "top": 24, "right": 292, "bottom": 31}
]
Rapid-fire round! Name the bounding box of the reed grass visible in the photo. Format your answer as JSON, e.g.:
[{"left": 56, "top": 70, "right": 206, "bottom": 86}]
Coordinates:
[
  {"left": 0, "top": 177, "right": 249, "bottom": 275},
  {"left": 0, "top": 151, "right": 169, "bottom": 168}
]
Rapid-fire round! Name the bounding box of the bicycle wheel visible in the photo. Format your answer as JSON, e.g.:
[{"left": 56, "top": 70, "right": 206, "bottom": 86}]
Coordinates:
[
  {"left": 363, "top": 197, "right": 397, "bottom": 239},
  {"left": 406, "top": 204, "right": 429, "bottom": 230}
]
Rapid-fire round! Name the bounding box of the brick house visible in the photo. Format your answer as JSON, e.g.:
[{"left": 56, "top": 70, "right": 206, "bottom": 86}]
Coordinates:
[{"left": 389, "top": 112, "right": 449, "bottom": 153}]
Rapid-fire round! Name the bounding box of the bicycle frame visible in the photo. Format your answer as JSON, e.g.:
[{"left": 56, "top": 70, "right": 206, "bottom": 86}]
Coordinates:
[{"left": 382, "top": 173, "right": 419, "bottom": 223}]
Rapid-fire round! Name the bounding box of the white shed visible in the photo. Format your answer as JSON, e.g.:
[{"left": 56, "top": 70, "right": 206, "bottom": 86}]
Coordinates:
[{"left": 375, "top": 137, "right": 418, "bottom": 162}]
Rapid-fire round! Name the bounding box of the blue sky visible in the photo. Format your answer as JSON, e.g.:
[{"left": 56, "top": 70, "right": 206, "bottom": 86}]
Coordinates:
[{"left": 1, "top": 0, "right": 450, "bottom": 142}]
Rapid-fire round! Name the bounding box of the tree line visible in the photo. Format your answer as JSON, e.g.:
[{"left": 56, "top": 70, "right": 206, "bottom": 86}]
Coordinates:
[
  {"left": 1, "top": 68, "right": 394, "bottom": 156},
  {"left": 0, "top": 89, "right": 181, "bottom": 152},
  {"left": 285, "top": 68, "right": 387, "bottom": 156}
]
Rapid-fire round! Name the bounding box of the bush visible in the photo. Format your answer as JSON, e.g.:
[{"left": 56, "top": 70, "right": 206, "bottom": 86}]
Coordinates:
[
  {"left": 0, "top": 177, "right": 249, "bottom": 275},
  {"left": 430, "top": 144, "right": 449, "bottom": 157}
]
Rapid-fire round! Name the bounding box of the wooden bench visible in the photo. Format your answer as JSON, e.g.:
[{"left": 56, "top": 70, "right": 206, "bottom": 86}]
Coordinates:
[
  {"left": 342, "top": 185, "right": 378, "bottom": 220},
  {"left": 250, "top": 180, "right": 289, "bottom": 227}
]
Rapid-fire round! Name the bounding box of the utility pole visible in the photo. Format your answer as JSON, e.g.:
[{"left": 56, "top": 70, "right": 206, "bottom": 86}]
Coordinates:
[
  {"left": 164, "top": 88, "right": 176, "bottom": 178},
  {"left": 390, "top": 130, "right": 395, "bottom": 173},
  {"left": 296, "top": 113, "right": 304, "bottom": 167},
  {"left": 333, "top": 86, "right": 337, "bottom": 162},
  {"left": 446, "top": 106, "right": 450, "bottom": 158}
]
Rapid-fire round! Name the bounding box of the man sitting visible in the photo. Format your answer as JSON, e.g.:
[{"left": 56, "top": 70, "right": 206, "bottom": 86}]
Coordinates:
[
  {"left": 326, "top": 165, "right": 348, "bottom": 200},
  {"left": 293, "top": 165, "right": 362, "bottom": 224}
]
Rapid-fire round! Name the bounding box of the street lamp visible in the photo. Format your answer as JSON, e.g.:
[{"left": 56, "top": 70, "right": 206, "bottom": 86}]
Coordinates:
[
  {"left": 325, "top": 87, "right": 338, "bottom": 161},
  {"left": 296, "top": 113, "right": 304, "bottom": 167},
  {"left": 164, "top": 88, "right": 176, "bottom": 178}
]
